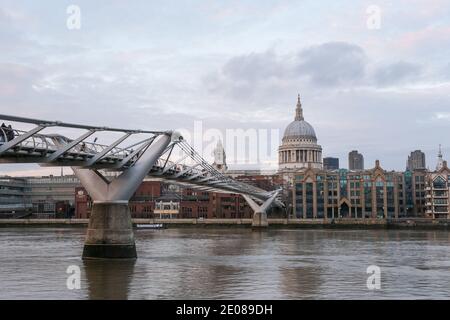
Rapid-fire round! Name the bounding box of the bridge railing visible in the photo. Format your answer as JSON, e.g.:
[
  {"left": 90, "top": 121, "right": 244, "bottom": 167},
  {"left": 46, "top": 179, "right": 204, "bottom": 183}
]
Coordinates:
[
  {"left": 0, "top": 129, "right": 52, "bottom": 152},
  {"left": 0, "top": 128, "right": 140, "bottom": 163},
  {"left": 0, "top": 114, "right": 167, "bottom": 167}
]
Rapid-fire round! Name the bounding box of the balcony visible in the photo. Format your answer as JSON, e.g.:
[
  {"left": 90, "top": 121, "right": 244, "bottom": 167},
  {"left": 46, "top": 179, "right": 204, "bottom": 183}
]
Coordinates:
[
  {"left": 432, "top": 186, "right": 448, "bottom": 191},
  {"left": 434, "top": 212, "right": 450, "bottom": 217},
  {"left": 433, "top": 210, "right": 449, "bottom": 214}
]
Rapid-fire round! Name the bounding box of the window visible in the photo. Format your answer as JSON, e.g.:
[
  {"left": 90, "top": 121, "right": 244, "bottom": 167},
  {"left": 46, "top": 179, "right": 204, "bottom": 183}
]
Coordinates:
[
  {"left": 415, "top": 175, "right": 424, "bottom": 182},
  {"left": 433, "top": 176, "right": 447, "bottom": 189}
]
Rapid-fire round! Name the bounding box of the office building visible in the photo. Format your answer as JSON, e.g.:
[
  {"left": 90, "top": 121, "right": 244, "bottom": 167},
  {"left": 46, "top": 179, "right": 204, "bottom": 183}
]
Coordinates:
[
  {"left": 407, "top": 150, "right": 426, "bottom": 170},
  {"left": 0, "top": 177, "right": 31, "bottom": 217},
  {"left": 323, "top": 157, "right": 339, "bottom": 170},
  {"left": 292, "top": 160, "right": 427, "bottom": 219},
  {"left": 348, "top": 150, "right": 364, "bottom": 170}
]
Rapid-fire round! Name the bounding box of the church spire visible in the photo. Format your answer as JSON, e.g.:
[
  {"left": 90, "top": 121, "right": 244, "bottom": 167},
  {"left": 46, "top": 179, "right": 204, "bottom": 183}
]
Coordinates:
[{"left": 295, "top": 93, "right": 304, "bottom": 121}]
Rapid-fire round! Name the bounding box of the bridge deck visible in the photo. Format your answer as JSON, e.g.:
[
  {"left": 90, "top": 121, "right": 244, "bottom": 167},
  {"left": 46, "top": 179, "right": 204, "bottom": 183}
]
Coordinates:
[{"left": 0, "top": 115, "right": 282, "bottom": 204}]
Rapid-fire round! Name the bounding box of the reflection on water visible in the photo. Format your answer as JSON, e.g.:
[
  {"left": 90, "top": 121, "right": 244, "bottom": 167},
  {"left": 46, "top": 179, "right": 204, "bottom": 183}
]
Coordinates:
[
  {"left": 0, "top": 227, "right": 449, "bottom": 299},
  {"left": 84, "top": 260, "right": 136, "bottom": 300}
]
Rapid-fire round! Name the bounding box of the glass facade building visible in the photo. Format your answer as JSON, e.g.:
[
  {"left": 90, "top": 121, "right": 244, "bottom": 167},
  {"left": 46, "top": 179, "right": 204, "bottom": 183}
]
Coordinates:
[
  {"left": 292, "top": 160, "right": 429, "bottom": 219},
  {"left": 323, "top": 157, "right": 339, "bottom": 170}
]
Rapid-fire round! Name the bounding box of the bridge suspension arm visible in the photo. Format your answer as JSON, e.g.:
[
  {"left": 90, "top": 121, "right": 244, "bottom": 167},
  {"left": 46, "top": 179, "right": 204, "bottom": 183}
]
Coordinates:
[
  {"left": 114, "top": 136, "right": 157, "bottom": 169},
  {"left": 86, "top": 132, "right": 132, "bottom": 166},
  {"left": 45, "top": 129, "right": 97, "bottom": 162}
]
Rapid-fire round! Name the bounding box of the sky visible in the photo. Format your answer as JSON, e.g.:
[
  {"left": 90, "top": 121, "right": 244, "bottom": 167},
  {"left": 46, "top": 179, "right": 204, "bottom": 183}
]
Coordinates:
[{"left": 0, "top": 0, "right": 450, "bottom": 176}]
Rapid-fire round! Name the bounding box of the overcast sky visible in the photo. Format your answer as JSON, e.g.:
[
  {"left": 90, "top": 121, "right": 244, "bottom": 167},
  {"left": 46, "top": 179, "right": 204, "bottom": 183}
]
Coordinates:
[{"left": 1, "top": 0, "right": 450, "bottom": 175}]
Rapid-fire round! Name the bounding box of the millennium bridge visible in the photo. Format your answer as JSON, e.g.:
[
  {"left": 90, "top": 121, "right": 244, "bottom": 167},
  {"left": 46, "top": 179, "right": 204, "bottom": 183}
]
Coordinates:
[{"left": 0, "top": 114, "right": 282, "bottom": 259}]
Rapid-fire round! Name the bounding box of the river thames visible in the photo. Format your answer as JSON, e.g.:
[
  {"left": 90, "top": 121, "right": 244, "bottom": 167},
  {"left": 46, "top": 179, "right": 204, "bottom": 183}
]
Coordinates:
[{"left": 0, "top": 227, "right": 449, "bottom": 299}]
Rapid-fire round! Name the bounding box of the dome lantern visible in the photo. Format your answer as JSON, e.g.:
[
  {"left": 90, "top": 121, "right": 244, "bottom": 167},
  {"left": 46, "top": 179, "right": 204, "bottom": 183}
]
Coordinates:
[{"left": 295, "top": 94, "right": 304, "bottom": 121}]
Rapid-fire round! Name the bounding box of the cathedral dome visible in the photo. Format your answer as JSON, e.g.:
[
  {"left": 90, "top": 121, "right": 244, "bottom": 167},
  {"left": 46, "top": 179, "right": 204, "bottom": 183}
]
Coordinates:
[
  {"left": 278, "top": 94, "right": 323, "bottom": 173},
  {"left": 283, "top": 120, "right": 316, "bottom": 140},
  {"left": 282, "top": 94, "right": 317, "bottom": 142}
]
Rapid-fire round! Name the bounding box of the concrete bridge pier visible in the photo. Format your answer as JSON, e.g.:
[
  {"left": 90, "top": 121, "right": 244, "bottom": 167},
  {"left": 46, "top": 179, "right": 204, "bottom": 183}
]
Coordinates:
[
  {"left": 73, "top": 133, "right": 172, "bottom": 259},
  {"left": 251, "top": 211, "right": 269, "bottom": 228},
  {"left": 82, "top": 201, "right": 136, "bottom": 259},
  {"left": 243, "top": 190, "right": 280, "bottom": 229}
]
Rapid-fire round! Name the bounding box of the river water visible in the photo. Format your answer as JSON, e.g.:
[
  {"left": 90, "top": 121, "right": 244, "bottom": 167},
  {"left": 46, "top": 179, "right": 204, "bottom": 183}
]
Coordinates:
[{"left": 0, "top": 227, "right": 449, "bottom": 299}]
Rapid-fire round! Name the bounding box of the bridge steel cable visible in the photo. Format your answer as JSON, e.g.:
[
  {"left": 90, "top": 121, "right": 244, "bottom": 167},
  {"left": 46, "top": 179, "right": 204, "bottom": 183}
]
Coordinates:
[
  {"left": 0, "top": 114, "right": 284, "bottom": 259},
  {"left": 157, "top": 139, "right": 282, "bottom": 206}
]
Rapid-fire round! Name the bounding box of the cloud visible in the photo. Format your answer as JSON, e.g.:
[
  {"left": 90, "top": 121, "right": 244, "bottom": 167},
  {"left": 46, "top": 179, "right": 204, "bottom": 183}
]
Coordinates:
[
  {"left": 0, "top": 63, "right": 41, "bottom": 96},
  {"left": 204, "top": 41, "right": 369, "bottom": 102},
  {"left": 0, "top": 7, "right": 26, "bottom": 25},
  {"left": 295, "top": 42, "right": 367, "bottom": 86},
  {"left": 0, "top": 1, "right": 450, "bottom": 174},
  {"left": 373, "top": 61, "right": 423, "bottom": 86},
  {"left": 206, "top": 41, "right": 438, "bottom": 98},
  {"left": 222, "top": 50, "right": 282, "bottom": 82},
  {"left": 433, "top": 112, "right": 450, "bottom": 121},
  {"left": 396, "top": 25, "right": 450, "bottom": 53},
  {"left": 440, "top": 62, "right": 450, "bottom": 81}
]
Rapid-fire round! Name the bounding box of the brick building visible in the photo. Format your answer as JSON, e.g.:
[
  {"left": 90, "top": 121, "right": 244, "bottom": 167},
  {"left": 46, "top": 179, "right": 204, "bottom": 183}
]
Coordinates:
[{"left": 74, "top": 175, "right": 283, "bottom": 219}]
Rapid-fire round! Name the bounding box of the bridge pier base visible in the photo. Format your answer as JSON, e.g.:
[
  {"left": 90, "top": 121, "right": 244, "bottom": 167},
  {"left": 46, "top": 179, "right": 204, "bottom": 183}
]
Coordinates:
[
  {"left": 243, "top": 192, "right": 280, "bottom": 230},
  {"left": 82, "top": 201, "right": 136, "bottom": 260},
  {"left": 251, "top": 211, "right": 268, "bottom": 229}
]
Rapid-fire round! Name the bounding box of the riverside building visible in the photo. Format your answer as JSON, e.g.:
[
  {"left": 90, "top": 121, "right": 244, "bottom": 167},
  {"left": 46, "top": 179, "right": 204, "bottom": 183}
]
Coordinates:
[
  {"left": 0, "top": 175, "right": 79, "bottom": 218},
  {"left": 0, "top": 177, "right": 31, "bottom": 217},
  {"left": 291, "top": 160, "right": 428, "bottom": 219},
  {"left": 424, "top": 148, "right": 450, "bottom": 219}
]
